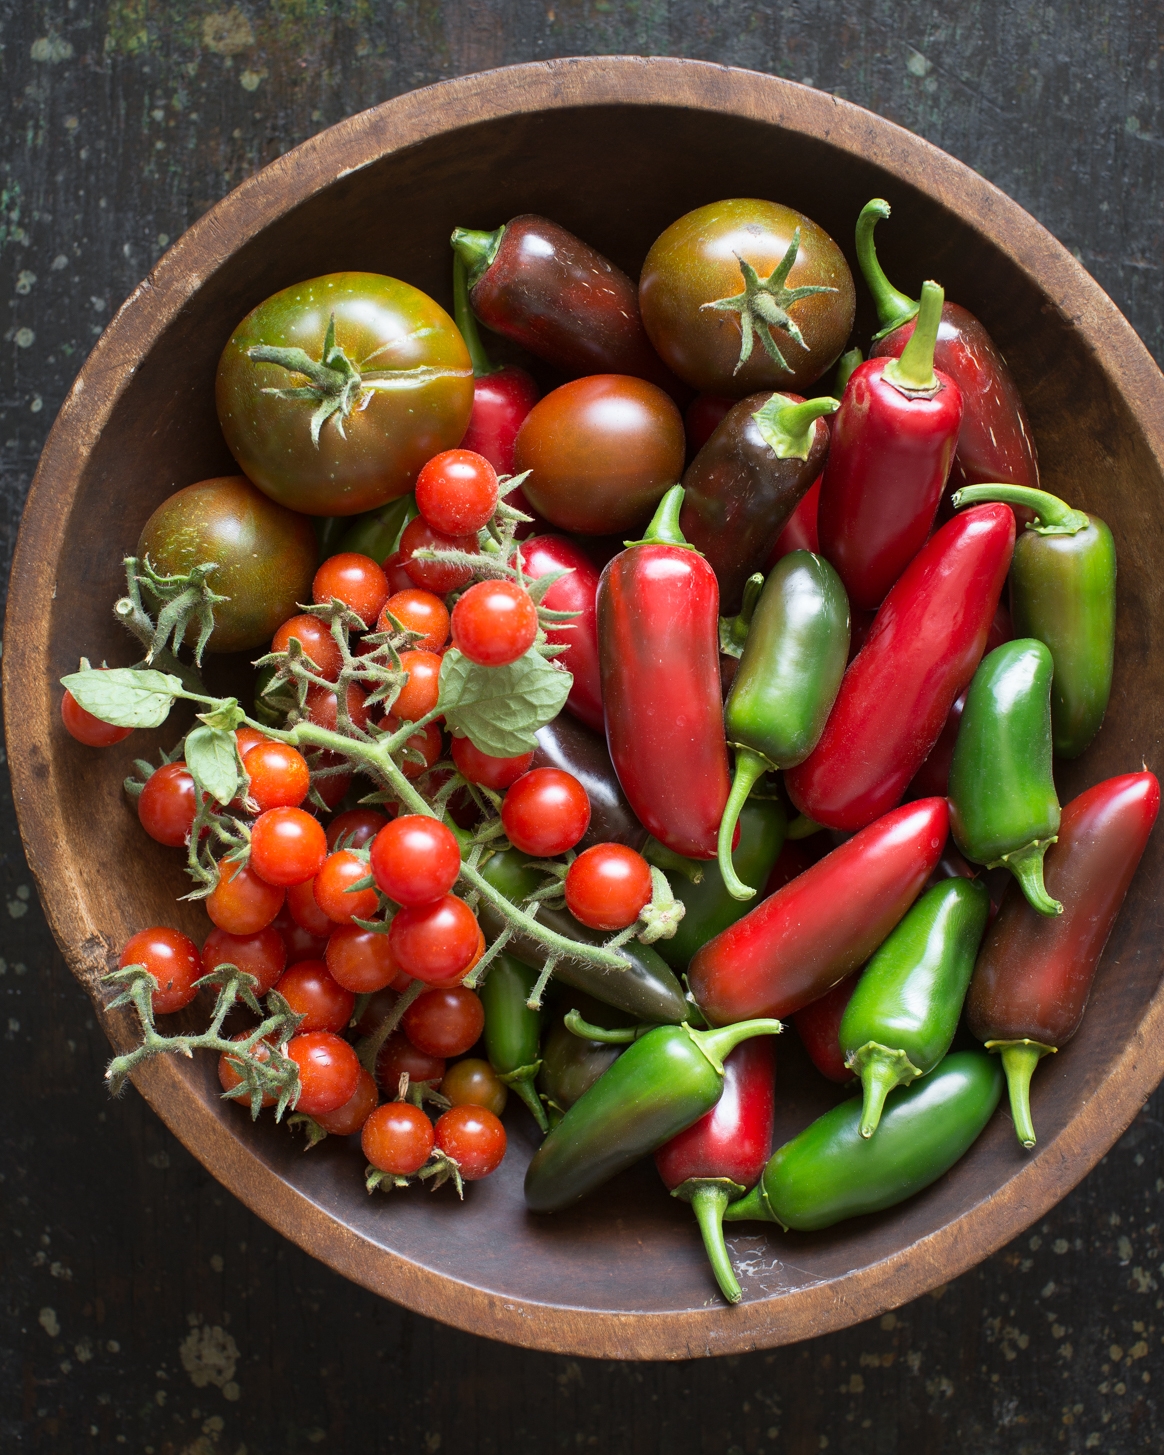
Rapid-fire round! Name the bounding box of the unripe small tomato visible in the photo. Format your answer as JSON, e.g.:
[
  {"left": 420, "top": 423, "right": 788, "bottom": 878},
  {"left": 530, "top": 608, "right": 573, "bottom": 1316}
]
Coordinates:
[{"left": 440, "top": 1058, "right": 507, "bottom": 1117}]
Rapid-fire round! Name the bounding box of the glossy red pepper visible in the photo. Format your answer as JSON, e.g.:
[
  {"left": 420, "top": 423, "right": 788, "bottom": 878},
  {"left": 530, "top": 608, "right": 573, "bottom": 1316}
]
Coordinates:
[
  {"left": 792, "top": 974, "right": 857, "bottom": 1084},
  {"left": 766, "top": 475, "right": 820, "bottom": 565},
  {"left": 597, "top": 485, "right": 731, "bottom": 860},
  {"left": 966, "top": 771, "right": 1160, "bottom": 1148},
  {"left": 817, "top": 282, "right": 964, "bottom": 610},
  {"left": 654, "top": 1037, "right": 776, "bottom": 1304},
  {"left": 785, "top": 504, "right": 1015, "bottom": 832},
  {"left": 684, "top": 393, "right": 735, "bottom": 455},
  {"left": 689, "top": 797, "right": 948, "bottom": 1026},
  {"left": 519, "top": 534, "right": 603, "bottom": 733}
]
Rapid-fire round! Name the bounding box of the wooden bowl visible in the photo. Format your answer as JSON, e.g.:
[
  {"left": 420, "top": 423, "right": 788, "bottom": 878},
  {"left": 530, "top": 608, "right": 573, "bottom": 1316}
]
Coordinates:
[{"left": 7, "top": 57, "right": 1164, "bottom": 1361}]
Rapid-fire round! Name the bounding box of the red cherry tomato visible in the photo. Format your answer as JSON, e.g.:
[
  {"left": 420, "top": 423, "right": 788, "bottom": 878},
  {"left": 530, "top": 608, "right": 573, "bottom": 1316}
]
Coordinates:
[
  {"left": 313, "top": 552, "right": 390, "bottom": 628},
  {"left": 250, "top": 807, "right": 328, "bottom": 888},
  {"left": 326, "top": 807, "right": 390, "bottom": 852},
  {"left": 389, "top": 895, "right": 479, "bottom": 984},
  {"left": 137, "top": 761, "right": 198, "bottom": 847},
  {"left": 243, "top": 741, "right": 310, "bottom": 812},
  {"left": 501, "top": 768, "right": 591, "bottom": 856},
  {"left": 312, "top": 850, "right": 379, "bottom": 924},
  {"left": 434, "top": 1103, "right": 507, "bottom": 1180},
  {"left": 398, "top": 515, "right": 478, "bottom": 594},
  {"left": 370, "top": 816, "right": 461, "bottom": 906},
  {"left": 271, "top": 614, "right": 342, "bottom": 681},
  {"left": 119, "top": 926, "right": 201, "bottom": 1016},
  {"left": 382, "top": 715, "right": 443, "bottom": 780},
  {"left": 235, "top": 726, "right": 274, "bottom": 759},
  {"left": 439, "top": 1058, "right": 507, "bottom": 1116},
  {"left": 286, "top": 876, "right": 333, "bottom": 937},
  {"left": 393, "top": 650, "right": 443, "bottom": 721},
  {"left": 206, "top": 860, "right": 284, "bottom": 935},
  {"left": 218, "top": 1032, "right": 276, "bottom": 1107},
  {"left": 271, "top": 903, "right": 329, "bottom": 963},
  {"left": 450, "top": 580, "right": 538, "bottom": 667},
  {"left": 287, "top": 1031, "right": 361, "bottom": 1117},
  {"left": 274, "top": 960, "right": 355, "bottom": 1034},
  {"left": 304, "top": 680, "right": 370, "bottom": 734},
  {"left": 382, "top": 549, "right": 416, "bottom": 594},
  {"left": 450, "top": 735, "right": 533, "bottom": 790},
  {"left": 415, "top": 448, "right": 499, "bottom": 535},
  {"left": 309, "top": 755, "right": 353, "bottom": 810},
  {"left": 564, "top": 843, "right": 653, "bottom": 931},
  {"left": 61, "top": 689, "right": 133, "bottom": 747},
  {"left": 375, "top": 1031, "right": 445, "bottom": 1096},
  {"left": 200, "top": 925, "right": 287, "bottom": 995},
  {"left": 377, "top": 588, "right": 450, "bottom": 652},
  {"left": 401, "top": 985, "right": 485, "bottom": 1058},
  {"left": 314, "top": 1067, "right": 379, "bottom": 1136},
  {"left": 361, "top": 1100, "right": 435, "bottom": 1175},
  {"left": 325, "top": 924, "right": 402, "bottom": 994}
]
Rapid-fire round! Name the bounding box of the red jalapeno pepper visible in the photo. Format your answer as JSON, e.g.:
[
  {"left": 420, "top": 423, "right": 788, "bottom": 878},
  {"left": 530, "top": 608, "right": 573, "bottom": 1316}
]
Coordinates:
[
  {"left": 597, "top": 485, "right": 731, "bottom": 860},
  {"left": 966, "top": 771, "right": 1160, "bottom": 1149},
  {"left": 654, "top": 1037, "right": 776, "bottom": 1304},
  {"left": 785, "top": 504, "right": 1015, "bottom": 832},
  {"left": 767, "top": 475, "right": 821, "bottom": 564},
  {"left": 519, "top": 534, "right": 603, "bottom": 733},
  {"left": 792, "top": 973, "right": 858, "bottom": 1084},
  {"left": 817, "top": 281, "right": 964, "bottom": 610}
]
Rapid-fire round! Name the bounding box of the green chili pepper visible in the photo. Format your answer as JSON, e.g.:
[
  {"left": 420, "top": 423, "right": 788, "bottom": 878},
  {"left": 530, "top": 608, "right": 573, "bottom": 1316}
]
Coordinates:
[
  {"left": 948, "top": 638, "right": 1062, "bottom": 916},
  {"left": 952, "top": 483, "right": 1116, "bottom": 758},
  {"left": 480, "top": 952, "right": 549, "bottom": 1132},
  {"left": 336, "top": 492, "right": 417, "bottom": 564},
  {"left": 312, "top": 515, "right": 347, "bottom": 560},
  {"left": 537, "top": 994, "right": 631, "bottom": 1118},
  {"left": 524, "top": 1018, "right": 782, "bottom": 1213},
  {"left": 718, "top": 551, "right": 850, "bottom": 899},
  {"left": 839, "top": 878, "right": 990, "bottom": 1136},
  {"left": 658, "top": 798, "right": 787, "bottom": 972},
  {"left": 723, "top": 1050, "right": 1002, "bottom": 1232}
]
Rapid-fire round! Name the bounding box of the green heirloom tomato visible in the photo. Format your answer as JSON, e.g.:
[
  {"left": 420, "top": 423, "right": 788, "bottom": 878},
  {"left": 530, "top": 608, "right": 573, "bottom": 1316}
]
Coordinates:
[
  {"left": 639, "top": 200, "right": 856, "bottom": 398},
  {"left": 216, "top": 272, "right": 474, "bottom": 516},
  {"left": 137, "top": 475, "right": 317, "bottom": 653}
]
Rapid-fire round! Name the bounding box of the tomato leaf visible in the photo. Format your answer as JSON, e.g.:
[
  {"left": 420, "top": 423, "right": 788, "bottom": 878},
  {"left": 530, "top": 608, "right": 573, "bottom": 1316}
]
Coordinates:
[
  {"left": 184, "top": 725, "right": 241, "bottom": 807},
  {"left": 60, "top": 667, "right": 183, "bottom": 729},
  {"left": 437, "top": 647, "right": 572, "bottom": 758}
]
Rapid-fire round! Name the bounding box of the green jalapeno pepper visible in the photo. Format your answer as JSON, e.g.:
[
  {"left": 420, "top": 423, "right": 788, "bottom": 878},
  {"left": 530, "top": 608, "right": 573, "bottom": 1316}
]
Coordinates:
[
  {"left": 948, "top": 638, "right": 1061, "bottom": 916},
  {"left": 723, "top": 1050, "right": 1002, "bottom": 1232},
  {"left": 480, "top": 952, "right": 549, "bottom": 1132},
  {"left": 839, "top": 877, "right": 990, "bottom": 1136},
  {"left": 337, "top": 492, "right": 416, "bottom": 563},
  {"left": 718, "top": 551, "right": 850, "bottom": 899},
  {"left": 952, "top": 483, "right": 1115, "bottom": 758},
  {"left": 537, "top": 995, "right": 632, "bottom": 1120},
  {"left": 524, "top": 1017, "right": 782, "bottom": 1213}
]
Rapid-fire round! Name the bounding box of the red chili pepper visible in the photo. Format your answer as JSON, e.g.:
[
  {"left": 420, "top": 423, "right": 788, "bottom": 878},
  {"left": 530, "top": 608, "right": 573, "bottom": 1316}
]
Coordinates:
[
  {"left": 654, "top": 1037, "right": 776, "bottom": 1304},
  {"left": 689, "top": 797, "right": 948, "bottom": 1025},
  {"left": 519, "top": 535, "right": 603, "bottom": 734},
  {"left": 792, "top": 974, "right": 857, "bottom": 1084},
  {"left": 597, "top": 485, "right": 730, "bottom": 860},
  {"left": 966, "top": 771, "right": 1160, "bottom": 1148},
  {"left": 766, "top": 475, "right": 821, "bottom": 565},
  {"left": 817, "top": 282, "right": 964, "bottom": 611},
  {"left": 785, "top": 504, "right": 1015, "bottom": 832},
  {"left": 684, "top": 393, "right": 735, "bottom": 455}
]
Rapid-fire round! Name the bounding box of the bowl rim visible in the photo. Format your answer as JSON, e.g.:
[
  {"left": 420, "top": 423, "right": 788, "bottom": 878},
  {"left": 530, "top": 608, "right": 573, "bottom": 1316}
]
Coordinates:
[{"left": 7, "top": 54, "right": 1164, "bottom": 1361}]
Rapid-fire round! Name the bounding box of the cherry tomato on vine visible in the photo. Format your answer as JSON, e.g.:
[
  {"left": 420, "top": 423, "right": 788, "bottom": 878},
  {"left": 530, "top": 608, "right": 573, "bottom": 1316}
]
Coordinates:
[
  {"left": 243, "top": 741, "right": 310, "bottom": 813},
  {"left": 501, "top": 768, "right": 591, "bottom": 856},
  {"left": 401, "top": 985, "right": 485, "bottom": 1058},
  {"left": 375, "top": 1031, "right": 445, "bottom": 1096},
  {"left": 389, "top": 895, "right": 479, "bottom": 984},
  {"left": 398, "top": 515, "right": 478, "bottom": 594},
  {"left": 61, "top": 689, "right": 133, "bottom": 747},
  {"left": 250, "top": 807, "right": 328, "bottom": 888},
  {"left": 326, "top": 807, "right": 390, "bottom": 852},
  {"left": 286, "top": 876, "right": 333, "bottom": 937},
  {"left": 450, "top": 580, "right": 538, "bottom": 667},
  {"left": 235, "top": 726, "right": 274, "bottom": 759},
  {"left": 382, "top": 550, "right": 416, "bottom": 594},
  {"left": 271, "top": 903, "right": 329, "bottom": 963},
  {"left": 286, "top": 1031, "right": 361, "bottom": 1116},
  {"left": 308, "top": 754, "right": 352, "bottom": 810},
  {"left": 314, "top": 1067, "right": 379, "bottom": 1136},
  {"left": 370, "top": 816, "right": 461, "bottom": 906},
  {"left": 206, "top": 860, "right": 284, "bottom": 935},
  {"left": 312, "top": 850, "right": 379, "bottom": 924},
  {"left": 415, "top": 448, "right": 499, "bottom": 536},
  {"left": 325, "top": 924, "right": 403, "bottom": 994},
  {"left": 274, "top": 960, "right": 355, "bottom": 1034},
  {"left": 218, "top": 1032, "right": 276, "bottom": 1106},
  {"left": 355, "top": 987, "right": 407, "bottom": 1037},
  {"left": 312, "top": 552, "right": 390, "bottom": 627},
  {"left": 439, "top": 1058, "right": 507, "bottom": 1117},
  {"left": 119, "top": 926, "right": 201, "bottom": 1016},
  {"left": 305, "top": 681, "right": 370, "bottom": 734},
  {"left": 377, "top": 589, "right": 450, "bottom": 652},
  {"left": 393, "top": 650, "right": 443, "bottom": 721},
  {"left": 564, "top": 843, "right": 653, "bottom": 931},
  {"left": 434, "top": 1104, "right": 507, "bottom": 1180},
  {"left": 382, "top": 716, "right": 443, "bottom": 780},
  {"left": 450, "top": 735, "right": 533, "bottom": 790},
  {"left": 361, "top": 1100, "right": 435, "bottom": 1175},
  {"left": 201, "top": 925, "right": 287, "bottom": 995},
  {"left": 271, "top": 614, "right": 342, "bottom": 681},
  {"left": 137, "top": 761, "right": 199, "bottom": 848}
]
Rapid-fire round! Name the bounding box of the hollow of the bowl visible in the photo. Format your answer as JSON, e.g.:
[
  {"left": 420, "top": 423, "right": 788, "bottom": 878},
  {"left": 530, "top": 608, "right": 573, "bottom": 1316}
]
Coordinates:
[{"left": 7, "top": 57, "right": 1164, "bottom": 1361}]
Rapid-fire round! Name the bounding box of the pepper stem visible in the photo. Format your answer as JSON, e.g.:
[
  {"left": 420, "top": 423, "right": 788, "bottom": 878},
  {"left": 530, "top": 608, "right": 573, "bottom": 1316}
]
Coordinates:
[
  {"left": 721, "top": 1180, "right": 776, "bottom": 1224},
  {"left": 855, "top": 199, "right": 920, "bottom": 337},
  {"left": 986, "top": 1038, "right": 1056, "bottom": 1149},
  {"left": 848, "top": 1041, "right": 921, "bottom": 1138},
  {"left": 682, "top": 1181, "right": 745, "bottom": 1304},
  {"left": 625, "top": 484, "right": 692, "bottom": 550},
  {"left": 717, "top": 749, "right": 771, "bottom": 901},
  {"left": 643, "top": 836, "right": 705, "bottom": 884},
  {"left": 500, "top": 1069, "right": 550, "bottom": 1133},
  {"left": 881, "top": 281, "right": 944, "bottom": 394},
  {"left": 690, "top": 1017, "right": 783, "bottom": 1074},
  {"left": 1000, "top": 839, "right": 1062, "bottom": 917},
  {"left": 450, "top": 224, "right": 505, "bottom": 288},
  {"left": 835, "top": 347, "right": 863, "bottom": 394},
  {"left": 452, "top": 252, "right": 496, "bottom": 377},
  {"left": 950, "top": 484, "right": 1091, "bottom": 536},
  {"left": 752, "top": 394, "right": 840, "bottom": 460},
  {"left": 563, "top": 1008, "right": 645, "bottom": 1044},
  {"left": 786, "top": 813, "right": 824, "bottom": 840},
  {"left": 720, "top": 573, "right": 765, "bottom": 657}
]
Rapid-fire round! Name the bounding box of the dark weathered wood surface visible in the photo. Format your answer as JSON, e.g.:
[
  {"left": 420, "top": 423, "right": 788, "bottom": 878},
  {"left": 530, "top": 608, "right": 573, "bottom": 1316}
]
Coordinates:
[{"left": 2, "top": 4, "right": 1163, "bottom": 1450}]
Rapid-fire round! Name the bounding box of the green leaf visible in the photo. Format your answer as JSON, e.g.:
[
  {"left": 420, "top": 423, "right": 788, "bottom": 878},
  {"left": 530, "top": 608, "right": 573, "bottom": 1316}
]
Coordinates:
[
  {"left": 185, "top": 725, "right": 240, "bottom": 806},
  {"left": 198, "top": 698, "right": 245, "bottom": 732},
  {"left": 60, "top": 667, "right": 183, "bottom": 729},
  {"left": 437, "top": 647, "right": 572, "bottom": 758}
]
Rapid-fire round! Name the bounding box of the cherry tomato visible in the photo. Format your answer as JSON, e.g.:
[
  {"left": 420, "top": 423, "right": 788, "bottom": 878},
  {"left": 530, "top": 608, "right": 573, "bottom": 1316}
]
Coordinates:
[
  {"left": 312, "top": 850, "right": 379, "bottom": 924},
  {"left": 375, "top": 1031, "right": 445, "bottom": 1096},
  {"left": 389, "top": 895, "right": 479, "bottom": 984},
  {"left": 382, "top": 716, "right": 443, "bottom": 780},
  {"left": 287, "top": 1031, "right": 361, "bottom": 1116},
  {"left": 271, "top": 903, "right": 329, "bottom": 963},
  {"left": 119, "top": 926, "right": 201, "bottom": 1016},
  {"left": 313, "top": 552, "right": 390, "bottom": 627},
  {"left": 398, "top": 515, "right": 478, "bottom": 594},
  {"left": 393, "top": 650, "right": 443, "bottom": 721},
  {"left": 137, "top": 761, "right": 198, "bottom": 847},
  {"left": 206, "top": 860, "right": 284, "bottom": 935},
  {"left": 684, "top": 393, "right": 735, "bottom": 454},
  {"left": 243, "top": 741, "right": 310, "bottom": 813},
  {"left": 382, "top": 550, "right": 416, "bottom": 593},
  {"left": 218, "top": 1032, "right": 276, "bottom": 1107},
  {"left": 305, "top": 681, "right": 370, "bottom": 734},
  {"left": 271, "top": 614, "right": 342, "bottom": 681},
  {"left": 401, "top": 985, "right": 485, "bottom": 1058},
  {"left": 274, "top": 960, "right": 355, "bottom": 1034},
  {"left": 314, "top": 1067, "right": 379, "bottom": 1136},
  {"left": 361, "top": 1101, "right": 435, "bottom": 1176},
  {"left": 355, "top": 986, "right": 407, "bottom": 1037},
  {"left": 250, "top": 807, "right": 328, "bottom": 887},
  {"left": 216, "top": 273, "right": 473, "bottom": 516},
  {"left": 61, "top": 689, "right": 133, "bottom": 747},
  {"left": 501, "top": 768, "right": 591, "bottom": 856},
  {"left": 325, "top": 924, "right": 401, "bottom": 993},
  {"left": 308, "top": 754, "right": 353, "bottom": 810},
  {"left": 513, "top": 375, "right": 685, "bottom": 535},
  {"left": 370, "top": 816, "right": 461, "bottom": 906},
  {"left": 439, "top": 1058, "right": 508, "bottom": 1117},
  {"left": 564, "top": 843, "right": 653, "bottom": 931},
  {"left": 377, "top": 589, "right": 450, "bottom": 652},
  {"left": 459, "top": 366, "right": 540, "bottom": 476},
  {"left": 450, "top": 735, "right": 533, "bottom": 790},
  {"left": 326, "top": 807, "right": 390, "bottom": 852},
  {"left": 518, "top": 535, "right": 603, "bottom": 733},
  {"left": 235, "top": 726, "right": 274, "bottom": 759},
  {"left": 201, "top": 925, "right": 287, "bottom": 995},
  {"left": 450, "top": 580, "right": 538, "bottom": 667},
  {"left": 286, "top": 876, "right": 333, "bottom": 937},
  {"left": 415, "top": 448, "right": 499, "bottom": 535},
  {"left": 434, "top": 1104, "right": 507, "bottom": 1180}
]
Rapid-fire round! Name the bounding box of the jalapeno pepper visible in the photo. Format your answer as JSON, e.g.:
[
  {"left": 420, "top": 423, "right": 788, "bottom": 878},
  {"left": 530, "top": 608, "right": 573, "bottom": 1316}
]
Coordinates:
[
  {"left": 598, "top": 486, "right": 731, "bottom": 860},
  {"left": 480, "top": 952, "right": 549, "bottom": 1132},
  {"left": 537, "top": 999, "right": 629, "bottom": 1120},
  {"left": 679, "top": 392, "right": 838, "bottom": 611},
  {"left": 948, "top": 639, "right": 1061, "bottom": 916},
  {"left": 524, "top": 1017, "right": 782, "bottom": 1213},
  {"left": 654, "top": 1038, "right": 777, "bottom": 1303},
  {"left": 723, "top": 1050, "right": 1002, "bottom": 1232},
  {"left": 531, "top": 713, "right": 646, "bottom": 852},
  {"left": 689, "top": 796, "right": 949, "bottom": 1026},
  {"left": 718, "top": 551, "right": 850, "bottom": 898},
  {"left": 520, "top": 535, "right": 604, "bottom": 733},
  {"left": 792, "top": 974, "right": 857, "bottom": 1084},
  {"left": 839, "top": 878, "right": 990, "bottom": 1136},
  {"left": 966, "top": 772, "right": 1160, "bottom": 1148},
  {"left": 952, "top": 483, "right": 1116, "bottom": 759},
  {"left": 767, "top": 476, "right": 821, "bottom": 563},
  {"left": 785, "top": 504, "right": 1015, "bottom": 831}
]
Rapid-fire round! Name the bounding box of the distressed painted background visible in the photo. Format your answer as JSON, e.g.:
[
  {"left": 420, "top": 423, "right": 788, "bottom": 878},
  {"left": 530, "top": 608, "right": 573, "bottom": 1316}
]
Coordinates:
[{"left": 2, "top": 3, "right": 1164, "bottom": 1452}]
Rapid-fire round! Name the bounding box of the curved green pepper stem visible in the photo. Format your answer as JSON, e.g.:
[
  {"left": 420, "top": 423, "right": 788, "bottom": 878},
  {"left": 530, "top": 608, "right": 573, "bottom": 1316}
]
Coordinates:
[
  {"left": 834, "top": 347, "right": 863, "bottom": 394},
  {"left": 721, "top": 1179, "right": 780, "bottom": 1225},
  {"left": 497, "top": 1064, "right": 550, "bottom": 1133},
  {"left": 951, "top": 483, "right": 1091, "bottom": 537},
  {"left": 625, "top": 484, "right": 693, "bottom": 550},
  {"left": 880, "top": 281, "right": 944, "bottom": 395},
  {"left": 752, "top": 394, "right": 840, "bottom": 460},
  {"left": 720, "top": 574, "right": 765, "bottom": 658},
  {"left": 986, "top": 1038, "right": 1056, "bottom": 1149},
  {"left": 452, "top": 252, "right": 497, "bottom": 377},
  {"left": 673, "top": 1179, "right": 747, "bottom": 1304},
  {"left": 450, "top": 223, "right": 505, "bottom": 288},
  {"left": 855, "top": 199, "right": 920, "bottom": 338},
  {"left": 689, "top": 1017, "right": 783, "bottom": 1076},
  {"left": 643, "top": 836, "right": 705, "bottom": 884},
  {"left": 848, "top": 1041, "right": 921, "bottom": 1138},
  {"left": 717, "top": 748, "right": 772, "bottom": 901},
  {"left": 997, "top": 839, "right": 1063, "bottom": 916},
  {"left": 563, "top": 1009, "right": 650, "bottom": 1045}
]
